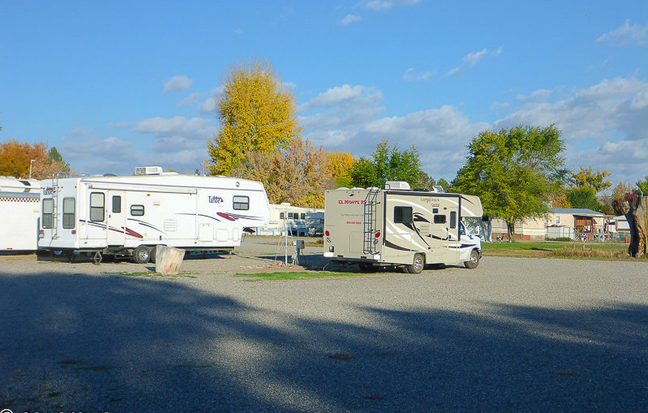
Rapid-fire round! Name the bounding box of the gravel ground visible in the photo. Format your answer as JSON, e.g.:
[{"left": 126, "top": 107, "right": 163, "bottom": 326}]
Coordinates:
[{"left": 1, "top": 237, "right": 647, "bottom": 412}]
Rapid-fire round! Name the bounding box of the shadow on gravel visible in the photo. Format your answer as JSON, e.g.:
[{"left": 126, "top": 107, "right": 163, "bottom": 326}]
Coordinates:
[{"left": 0, "top": 272, "right": 646, "bottom": 412}]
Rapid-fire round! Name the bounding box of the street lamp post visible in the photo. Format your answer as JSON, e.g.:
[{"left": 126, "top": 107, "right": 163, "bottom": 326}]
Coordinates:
[{"left": 29, "top": 160, "right": 36, "bottom": 179}]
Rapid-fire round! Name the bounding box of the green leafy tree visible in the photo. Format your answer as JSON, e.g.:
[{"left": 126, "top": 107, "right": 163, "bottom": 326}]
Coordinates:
[
  {"left": 207, "top": 58, "right": 302, "bottom": 175},
  {"left": 349, "top": 140, "right": 425, "bottom": 188},
  {"left": 566, "top": 187, "right": 602, "bottom": 211},
  {"left": 452, "top": 124, "right": 566, "bottom": 241},
  {"left": 636, "top": 176, "right": 648, "bottom": 196}
]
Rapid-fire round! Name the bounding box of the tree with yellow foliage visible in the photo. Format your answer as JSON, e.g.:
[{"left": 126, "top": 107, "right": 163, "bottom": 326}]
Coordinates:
[
  {"left": 207, "top": 58, "right": 302, "bottom": 175},
  {"left": 328, "top": 150, "right": 357, "bottom": 188}
]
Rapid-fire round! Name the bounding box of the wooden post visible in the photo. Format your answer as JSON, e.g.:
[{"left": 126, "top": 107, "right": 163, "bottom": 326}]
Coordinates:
[{"left": 155, "top": 245, "right": 186, "bottom": 275}]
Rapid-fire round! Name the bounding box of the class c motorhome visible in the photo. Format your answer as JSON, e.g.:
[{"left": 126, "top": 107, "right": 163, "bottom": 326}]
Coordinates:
[
  {"left": 0, "top": 177, "right": 41, "bottom": 251},
  {"left": 323, "top": 181, "right": 484, "bottom": 273},
  {"left": 38, "top": 167, "right": 270, "bottom": 263}
]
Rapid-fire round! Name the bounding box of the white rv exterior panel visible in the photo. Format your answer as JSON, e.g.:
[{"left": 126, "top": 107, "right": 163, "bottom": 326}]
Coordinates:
[{"left": 0, "top": 177, "right": 41, "bottom": 251}]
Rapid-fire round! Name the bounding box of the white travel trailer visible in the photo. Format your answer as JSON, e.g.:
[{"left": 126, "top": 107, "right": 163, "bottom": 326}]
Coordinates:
[
  {"left": 323, "top": 182, "right": 484, "bottom": 273},
  {"left": 38, "top": 167, "right": 270, "bottom": 263},
  {"left": 0, "top": 177, "right": 41, "bottom": 251}
]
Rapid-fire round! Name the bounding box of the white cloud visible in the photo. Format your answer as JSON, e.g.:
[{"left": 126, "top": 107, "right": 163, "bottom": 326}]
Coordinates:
[
  {"left": 363, "top": 0, "right": 422, "bottom": 12},
  {"left": 303, "top": 84, "right": 382, "bottom": 108},
  {"left": 403, "top": 67, "right": 433, "bottom": 81},
  {"left": 71, "top": 127, "right": 91, "bottom": 136},
  {"left": 463, "top": 49, "right": 488, "bottom": 67},
  {"left": 178, "top": 92, "right": 201, "bottom": 107},
  {"left": 163, "top": 75, "right": 194, "bottom": 93},
  {"left": 597, "top": 20, "right": 648, "bottom": 46},
  {"left": 515, "top": 89, "right": 553, "bottom": 102},
  {"left": 445, "top": 47, "right": 500, "bottom": 77},
  {"left": 445, "top": 66, "right": 463, "bottom": 77},
  {"left": 340, "top": 14, "right": 362, "bottom": 25},
  {"left": 132, "top": 116, "right": 216, "bottom": 140}
]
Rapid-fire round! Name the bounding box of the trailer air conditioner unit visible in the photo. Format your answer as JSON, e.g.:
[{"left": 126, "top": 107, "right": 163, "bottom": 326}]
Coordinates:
[
  {"left": 134, "top": 166, "right": 163, "bottom": 176},
  {"left": 385, "top": 181, "right": 411, "bottom": 190}
]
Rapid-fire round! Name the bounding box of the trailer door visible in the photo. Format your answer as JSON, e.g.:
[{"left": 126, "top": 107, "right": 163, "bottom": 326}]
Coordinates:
[{"left": 106, "top": 191, "right": 126, "bottom": 246}]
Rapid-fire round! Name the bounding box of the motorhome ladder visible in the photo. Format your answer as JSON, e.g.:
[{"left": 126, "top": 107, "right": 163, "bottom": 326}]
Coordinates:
[
  {"left": 51, "top": 172, "right": 68, "bottom": 240},
  {"left": 363, "top": 189, "right": 380, "bottom": 254}
]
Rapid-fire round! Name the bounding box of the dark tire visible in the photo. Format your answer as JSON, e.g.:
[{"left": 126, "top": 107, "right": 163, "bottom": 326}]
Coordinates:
[
  {"left": 464, "top": 249, "right": 480, "bottom": 269},
  {"left": 359, "top": 263, "right": 376, "bottom": 273},
  {"left": 133, "top": 246, "right": 151, "bottom": 264},
  {"left": 149, "top": 246, "right": 157, "bottom": 264},
  {"left": 408, "top": 253, "right": 425, "bottom": 274}
]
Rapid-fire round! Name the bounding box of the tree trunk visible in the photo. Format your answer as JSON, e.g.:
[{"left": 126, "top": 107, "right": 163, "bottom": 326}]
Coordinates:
[
  {"left": 626, "top": 196, "right": 647, "bottom": 258},
  {"left": 506, "top": 220, "right": 516, "bottom": 243}
]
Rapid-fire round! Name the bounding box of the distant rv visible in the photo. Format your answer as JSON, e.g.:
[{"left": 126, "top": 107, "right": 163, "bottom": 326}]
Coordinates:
[
  {"left": 0, "top": 177, "right": 41, "bottom": 252},
  {"left": 38, "top": 167, "right": 270, "bottom": 263}
]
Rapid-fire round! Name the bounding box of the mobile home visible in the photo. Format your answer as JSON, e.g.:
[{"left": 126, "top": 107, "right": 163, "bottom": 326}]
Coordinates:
[
  {"left": 38, "top": 167, "right": 270, "bottom": 263},
  {"left": 323, "top": 182, "right": 484, "bottom": 273},
  {"left": 0, "top": 177, "right": 41, "bottom": 251}
]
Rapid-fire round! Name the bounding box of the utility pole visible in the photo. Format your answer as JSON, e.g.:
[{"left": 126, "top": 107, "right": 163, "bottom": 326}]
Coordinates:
[{"left": 29, "top": 160, "right": 36, "bottom": 179}]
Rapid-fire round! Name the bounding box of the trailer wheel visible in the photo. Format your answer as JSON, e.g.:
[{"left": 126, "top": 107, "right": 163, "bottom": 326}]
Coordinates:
[
  {"left": 464, "top": 249, "right": 480, "bottom": 269},
  {"left": 408, "top": 253, "right": 425, "bottom": 274},
  {"left": 133, "top": 246, "right": 151, "bottom": 264}
]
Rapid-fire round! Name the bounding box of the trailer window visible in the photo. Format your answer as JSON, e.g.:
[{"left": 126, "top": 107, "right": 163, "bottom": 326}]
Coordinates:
[
  {"left": 62, "top": 198, "right": 75, "bottom": 229},
  {"left": 450, "top": 211, "right": 457, "bottom": 229},
  {"left": 280, "top": 212, "right": 285, "bottom": 219},
  {"left": 112, "top": 195, "right": 122, "bottom": 213},
  {"left": 394, "top": 206, "right": 412, "bottom": 224},
  {"left": 233, "top": 196, "right": 249, "bottom": 211},
  {"left": 434, "top": 215, "right": 446, "bottom": 224},
  {"left": 42, "top": 199, "right": 53, "bottom": 229},
  {"left": 131, "top": 205, "right": 145, "bottom": 216},
  {"left": 90, "top": 193, "right": 105, "bottom": 222}
]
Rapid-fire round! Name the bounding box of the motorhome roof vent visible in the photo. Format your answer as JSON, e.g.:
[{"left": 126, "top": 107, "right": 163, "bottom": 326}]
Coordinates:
[
  {"left": 385, "top": 181, "right": 411, "bottom": 190},
  {"left": 134, "top": 166, "right": 163, "bottom": 176}
]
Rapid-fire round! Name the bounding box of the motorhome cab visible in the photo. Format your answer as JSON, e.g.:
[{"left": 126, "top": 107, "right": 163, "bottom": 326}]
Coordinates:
[
  {"left": 38, "top": 167, "right": 270, "bottom": 263},
  {"left": 323, "top": 181, "right": 484, "bottom": 273},
  {"left": 0, "top": 177, "right": 41, "bottom": 251}
]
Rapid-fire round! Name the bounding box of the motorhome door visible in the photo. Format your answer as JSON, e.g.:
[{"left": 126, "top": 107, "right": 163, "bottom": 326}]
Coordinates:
[
  {"left": 106, "top": 191, "right": 126, "bottom": 245},
  {"left": 445, "top": 202, "right": 460, "bottom": 262}
]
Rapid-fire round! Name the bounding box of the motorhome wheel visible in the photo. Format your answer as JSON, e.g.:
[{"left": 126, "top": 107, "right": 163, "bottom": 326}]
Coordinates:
[
  {"left": 465, "top": 249, "right": 480, "bottom": 269},
  {"left": 133, "top": 246, "right": 151, "bottom": 264},
  {"left": 408, "top": 253, "right": 425, "bottom": 274}
]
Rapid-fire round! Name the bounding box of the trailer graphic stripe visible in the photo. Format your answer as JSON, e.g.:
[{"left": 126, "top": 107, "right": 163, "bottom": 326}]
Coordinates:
[{"left": 82, "top": 220, "right": 144, "bottom": 239}]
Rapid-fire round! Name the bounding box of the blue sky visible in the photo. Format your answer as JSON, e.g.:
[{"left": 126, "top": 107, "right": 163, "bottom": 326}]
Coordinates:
[{"left": 1, "top": 0, "right": 646, "bottom": 190}]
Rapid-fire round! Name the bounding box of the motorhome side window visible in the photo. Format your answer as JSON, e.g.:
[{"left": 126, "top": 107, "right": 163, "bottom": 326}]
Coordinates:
[
  {"left": 62, "top": 198, "right": 75, "bottom": 229},
  {"left": 42, "top": 199, "right": 53, "bottom": 229},
  {"left": 90, "top": 193, "right": 105, "bottom": 222},
  {"left": 131, "top": 205, "right": 145, "bottom": 216},
  {"left": 434, "top": 215, "right": 446, "bottom": 224},
  {"left": 233, "top": 196, "right": 249, "bottom": 211},
  {"left": 394, "top": 206, "right": 412, "bottom": 224},
  {"left": 450, "top": 211, "right": 457, "bottom": 229}
]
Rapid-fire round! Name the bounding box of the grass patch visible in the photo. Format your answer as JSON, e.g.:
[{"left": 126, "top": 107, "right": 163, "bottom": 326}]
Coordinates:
[
  {"left": 482, "top": 241, "right": 634, "bottom": 260},
  {"left": 235, "top": 271, "right": 363, "bottom": 281}
]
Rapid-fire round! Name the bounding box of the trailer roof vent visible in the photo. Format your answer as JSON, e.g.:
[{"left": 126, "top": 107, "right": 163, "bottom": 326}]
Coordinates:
[
  {"left": 134, "top": 166, "right": 163, "bottom": 176},
  {"left": 385, "top": 181, "right": 411, "bottom": 190}
]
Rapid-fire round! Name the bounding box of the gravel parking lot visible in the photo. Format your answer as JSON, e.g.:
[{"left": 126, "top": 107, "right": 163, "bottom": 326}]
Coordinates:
[{"left": 1, "top": 238, "right": 647, "bottom": 412}]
